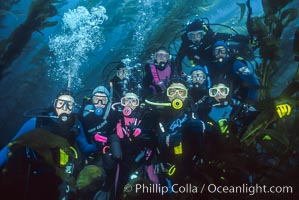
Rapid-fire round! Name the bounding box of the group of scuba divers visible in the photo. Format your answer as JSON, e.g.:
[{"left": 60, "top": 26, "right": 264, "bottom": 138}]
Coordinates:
[{"left": 0, "top": 17, "right": 260, "bottom": 199}]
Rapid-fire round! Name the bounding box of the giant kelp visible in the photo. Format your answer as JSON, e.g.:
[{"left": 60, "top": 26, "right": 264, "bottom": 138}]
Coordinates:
[
  {"left": 0, "top": 0, "right": 20, "bottom": 14},
  {"left": 0, "top": 0, "right": 61, "bottom": 78},
  {"left": 173, "top": 1, "right": 299, "bottom": 198},
  {"left": 207, "top": 0, "right": 299, "bottom": 196},
  {"left": 247, "top": 0, "right": 298, "bottom": 99},
  {"left": 243, "top": 0, "right": 298, "bottom": 144}
]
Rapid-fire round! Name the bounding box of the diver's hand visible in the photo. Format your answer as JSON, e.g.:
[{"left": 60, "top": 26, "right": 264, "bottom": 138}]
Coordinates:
[
  {"left": 133, "top": 128, "right": 141, "bottom": 137},
  {"left": 127, "top": 123, "right": 141, "bottom": 137},
  {"left": 94, "top": 133, "right": 108, "bottom": 143}
]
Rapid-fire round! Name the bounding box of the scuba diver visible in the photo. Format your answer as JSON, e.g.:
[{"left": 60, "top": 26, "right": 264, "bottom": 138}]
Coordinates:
[
  {"left": 192, "top": 80, "right": 261, "bottom": 191},
  {"left": 142, "top": 46, "right": 175, "bottom": 97},
  {"left": 110, "top": 60, "right": 132, "bottom": 102},
  {"left": 145, "top": 77, "right": 206, "bottom": 188},
  {"left": 113, "top": 92, "right": 158, "bottom": 199},
  {"left": 208, "top": 40, "right": 260, "bottom": 102},
  {"left": 110, "top": 57, "right": 142, "bottom": 102},
  {"left": 187, "top": 64, "right": 211, "bottom": 104},
  {"left": 175, "top": 17, "right": 249, "bottom": 77},
  {"left": 0, "top": 89, "right": 84, "bottom": 200},
  {"left": 197, "top": 81, "right": 259, "bottom": 159},
  {"left": 197, "top": 80, "right": 259, "bottom": 182},
  {"left": 77, "top": 85, "right": 121, "bottom": 200}
]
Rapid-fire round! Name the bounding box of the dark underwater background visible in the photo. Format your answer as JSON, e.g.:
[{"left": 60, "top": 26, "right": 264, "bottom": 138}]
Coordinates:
[{"left": 0, "top": 0, "right": 299, "bottom": 197}]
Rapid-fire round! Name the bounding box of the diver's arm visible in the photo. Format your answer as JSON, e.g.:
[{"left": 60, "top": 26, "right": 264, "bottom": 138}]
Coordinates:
[
  {"left": 0, "top": 118, "right": 37, "bottom": 168},
  {"left": 75, "top": 121, "right": 98, "bottom": 156},
  {"left": 233, "top": 60, "right": 260, "bottom": 88},
  {"left": 233, "top": 60, "right": 260, "bottom": 101},
  {"left": 11, "top": 118, "right": 37, "bottom": 140},
  {"left": 0, "top": 146, "right": 10, "bottom": 168}
]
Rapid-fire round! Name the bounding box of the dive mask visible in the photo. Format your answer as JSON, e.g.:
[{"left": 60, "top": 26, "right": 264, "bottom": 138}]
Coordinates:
[
  {"left": 121, "top": 97, "right": 139, "bottom": 107},
  {"left": 187, "top": 30, "right": 204, "bottom": 41},
  {"left": 54, "top": 99, "right": 74, "bottom": 111},
  {"left": 166, "top": 86, "right": 188, "bottom": 98},
  {"left": 209, "top": 86, "right": 229, "bottom": 97},
  {"left": 213, "top": 46, "right": 227, "bottom": 62},
  {"left": 117, "top": 68, "right": 130, "bottom": 79},
  {"left": 155, "top": 52, "right": 170, "bottom": 61},
  {"left": 213, "top": 47, "right": 227, "bottom": 56},
  {"left": 92, "top": 95, "right": 108, "bottom": 106}
]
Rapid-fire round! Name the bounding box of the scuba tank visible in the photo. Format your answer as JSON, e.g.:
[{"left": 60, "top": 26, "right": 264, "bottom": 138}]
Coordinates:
[{"left": 109, "top": 134, "right": 122, "bottom": 160}]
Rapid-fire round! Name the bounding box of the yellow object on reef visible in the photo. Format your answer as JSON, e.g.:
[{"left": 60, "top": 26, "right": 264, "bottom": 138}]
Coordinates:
[{"left": 276, "top": 103, "right": 291, "bottom": 118}]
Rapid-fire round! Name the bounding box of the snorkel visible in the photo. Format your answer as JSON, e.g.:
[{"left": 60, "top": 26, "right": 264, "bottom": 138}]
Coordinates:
[
  {"left": 145, "top": 82, "right": 188, "bottom": 110},
  {"left": 145, "top": 98, "right": 184, "bottom": 110}
]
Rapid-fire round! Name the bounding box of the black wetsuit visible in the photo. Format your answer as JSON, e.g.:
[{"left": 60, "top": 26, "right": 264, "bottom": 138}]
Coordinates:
[
  {"left": 154, "top": 97, "right": 206, "bottom": 182},
  {"left": 176, "top": 31, "right": 249, "bottom": 74}
]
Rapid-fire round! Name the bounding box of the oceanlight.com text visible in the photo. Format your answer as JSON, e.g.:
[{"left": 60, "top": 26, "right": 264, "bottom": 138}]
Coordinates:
[
  {"left": 207, "top": 184, "right": 293, "bottom": 196},
  {"left": 129, "top": 183, "right": 293, "bottom": 196}
]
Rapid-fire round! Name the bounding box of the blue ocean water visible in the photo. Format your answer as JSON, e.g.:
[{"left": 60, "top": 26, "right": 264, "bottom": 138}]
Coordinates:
[{"left": 0, "top": 0, "right": 298, "bottom": 148}]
